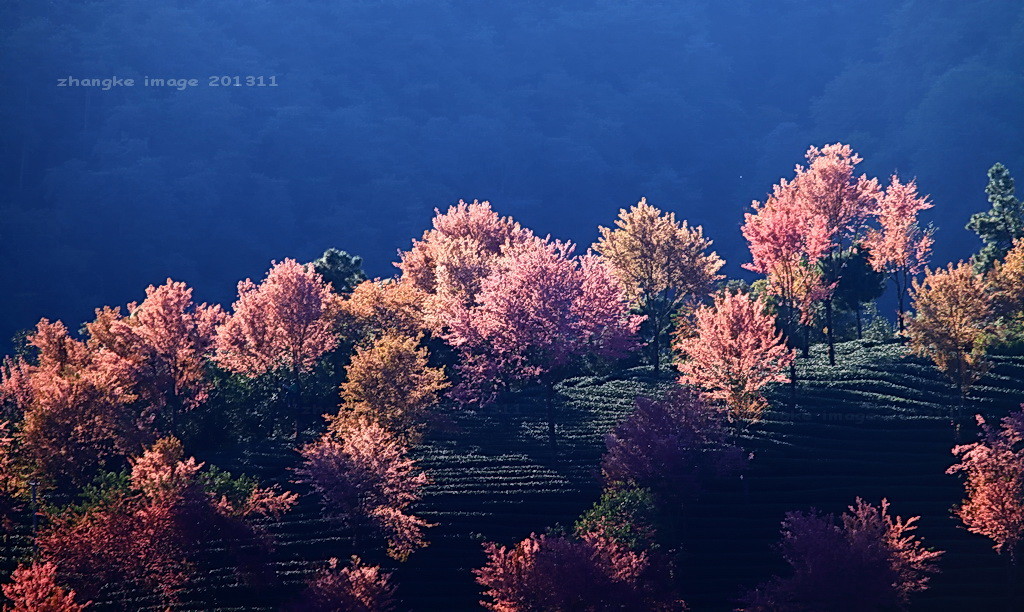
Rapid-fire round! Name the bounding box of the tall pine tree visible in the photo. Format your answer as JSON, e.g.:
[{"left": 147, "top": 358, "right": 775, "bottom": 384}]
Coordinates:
[{"left": 966, "top": 163, "right": 1023, "bottom": 272}]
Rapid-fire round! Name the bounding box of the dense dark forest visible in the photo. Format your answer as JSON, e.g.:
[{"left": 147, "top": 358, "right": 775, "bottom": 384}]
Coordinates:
[{"left": 1, "top": 0, "right": 1022, "bottom": 351}]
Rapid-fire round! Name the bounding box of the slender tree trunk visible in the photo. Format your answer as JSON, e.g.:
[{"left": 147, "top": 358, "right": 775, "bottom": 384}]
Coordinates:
[
  {"left": 546, "top": 381, "right": 557, "bottom": 452},
  {"left": 651, "top": 310, "right": 661, "bottom": 373},
  {"left": 789, "top": 360, "right": 797, "bottom": 408},
  {"left": 955, "top": 357, "right": 965, "bottom": 443},
  {"left": 855, "top": 303, "right": 863, "bottom": 339},
  {"left": 292, "top": 363, "right": 303, "bottom": 440},
  {"left": 1007, "top": 551, "right": 1016, "bottom": 612},
  {"left": 802, "top": 324, "right": 810, "bottom": 358},
  {"left": 825, "top": 298, "right": 836, "bottom": 365},
  {"left": 897, "top": 272, "right": 907, "bottom": 333}
]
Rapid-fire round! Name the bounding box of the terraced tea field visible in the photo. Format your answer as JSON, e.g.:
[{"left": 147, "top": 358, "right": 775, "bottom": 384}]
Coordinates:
[{"left": 32, "top": 338, "right": 1024, "bottom": 610}]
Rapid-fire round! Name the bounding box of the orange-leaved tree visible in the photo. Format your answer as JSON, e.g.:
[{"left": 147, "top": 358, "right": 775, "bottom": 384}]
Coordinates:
[
  {"left": 593, "top": 198, "right": 724, "bottom": 371},
  {"left": 333, "top": 333, "right": 448, "bottom": 442},
  {"left": 1, "top": 562, "right": 88, "bottom": 612},
  {"left": 907, "top": 262, "right": 998, "bottom": 433}
]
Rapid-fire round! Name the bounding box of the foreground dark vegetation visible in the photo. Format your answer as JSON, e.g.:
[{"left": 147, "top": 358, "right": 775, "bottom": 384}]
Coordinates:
[{"left": 0, "top": 145, "right": 1023, "bottom": 609}]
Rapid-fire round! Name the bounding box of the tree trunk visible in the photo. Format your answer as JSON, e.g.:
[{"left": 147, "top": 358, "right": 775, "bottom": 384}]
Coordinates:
[
  {"left": 789, "top": 360, "right": 797, "bottom": 408},
  {"left": 546, "top": 381, "right": 557, "bottom": 452},
  {"left": 825, "top": 298, "right": 836, "bottom": 366},
  {"left": 801, "top": 325, "right": 810, "bottom": 358},
  {"left": 1007, "top": 552, "right": 1016, "bottom": 612},
  {"left": 896, "top": 270, "right": 907, "bottom": 334},
  {"left": 292, "top": 365, "right": 303, "bottom": 441},
  {"left": 855, "top": 303, "right": 863, "bottom": 340},
  {"left": 955, "top": 359, "right": 965, "bottom": 444},
  {"left": 651, "top": 310, "right": 661, "bottom": 373}
]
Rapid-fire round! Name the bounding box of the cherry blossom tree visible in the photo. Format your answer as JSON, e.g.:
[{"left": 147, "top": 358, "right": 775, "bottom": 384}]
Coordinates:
[
  {"left": 287, "top": 556, "right": 397, "bottom": 612},
  {"left": 742, "top": 178, "right": 830, "bottom": 396},
  {"left": 0, "top": 320, "right": 146, "bottom": 485},
  {"left": 397, "top": 200, "right": 533, "bottom": 308},
  {"left": 743, "top": 498, "right": 942, "bottom": 612},
  {"left": 296, "top": 420, "right": 430, "bottom": 560},
  {"left": 215, "top": 259, "right": 340, "bottom": 377},
  {"left": 602, "top": 388, "right": 746, "bottom": 503},
  {"left": 864, "top": 175, "right": 934, "bottom": 332},
  {"left": 1, "top": 562, "right": 87, "bottom": 612},
  {"left": 593, "top": 198, "right": 724, "bottom": 371},
  {"left": 744, "top": 144, "right": 882, "bottom": 366},
  {"left": 947, "top": 406, "right": 1024, "bottom": 563},
  {"left": 85, "top": 279, "right": 226, "bottom": 433},
  {"left": 441, "top": 237, "right": 641, "bottom": 445},
  {"left": 675, "top": 291, "right": 794, "bottom": 420},
  {"left": 792, "top": 144, "right": 882, "bottom": 364},
  {"left": 215, "top": 259, "right": 341, "bottom": 434},
  {"left": 474, "top": 529, "right": 684, "bottom": 611}
]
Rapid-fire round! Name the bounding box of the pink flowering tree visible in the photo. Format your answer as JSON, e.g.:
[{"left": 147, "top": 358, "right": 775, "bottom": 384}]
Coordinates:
[
  {"left": 0, "top": 320, "right": 146, "bottom": 485},
  {"left": 397, "top": 200, "right": 534, "bottom": 311},
  {"left": 743, "top": 144, "right": 882, "bottom": 366},
  {"left": 215, "top": 259, "right": 340, "bottom": 434},
  {"left": 441, "top": 236, "right": 642, "bottom": 446},
  {"left": 39, "top": 436, "right": 296, "bottom": 604},
  {"left": 864, "top": 174, "right": 934, "bottom": 332},
  {"left": 742, "top": 177, "right": 831, "bottom": 380},
  {"left": 474, "top": 529, "right": 684, "bottom": 611},
  {"left": 85, "top": 279, "right": 226, "bottom": 433},
  {"left": 675, "top": 291, "right": 794, "bottom": 420},
  {"left": 743, "top": 498, "right": 942, "bottom": 611},
  {"left": 947, "top": 406, "right": 1024, "bottom": 564},
  {"left": 295, "top": 420, "right": 431, "bottom": 561}
]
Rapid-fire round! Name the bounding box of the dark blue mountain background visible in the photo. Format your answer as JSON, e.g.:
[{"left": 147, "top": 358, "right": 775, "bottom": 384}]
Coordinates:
[{"left": 1, "top": 0, "right": 1021, "bottom": 350}]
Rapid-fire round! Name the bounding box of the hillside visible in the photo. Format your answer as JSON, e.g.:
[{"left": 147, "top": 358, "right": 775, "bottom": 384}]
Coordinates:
[{"left": 22, "top": 337, "right": 1024, "bottom": 610}]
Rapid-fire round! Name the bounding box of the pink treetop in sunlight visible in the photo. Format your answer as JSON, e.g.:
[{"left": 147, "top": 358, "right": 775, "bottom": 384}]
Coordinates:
[
  {"left": 1, "top": 562, "right": 87, "bottom": 612},
  {"left": 397, "top": 200, "right": 534, "bottom": 307},
  {"left": 85, "top": 280, "right": 226, "bottom": 428},
  {"left": 215, "top": 259, "right": 340, "bottom": 376},
  {"left": 864, "top": 174, "right": 934, "bottom": 331},
  {"left": 675, "top": 291, "right": 794, "bottom": 420},
  {"left": 743, "top": 498, "right": 942, "bottom": 612},
  {"left": 474, "top": 529, "right": 684, "bottom": 611},
  {"left": 947, "top": 406, "right": 1024, "bottom": 561},
  {"left": 0, "top": 320, "right": 145, "bottom": 483},
  {"left": 741, "top": 179, "right": 831, "bottom": 324},
  {"left": 439, "top": 237, "right": 642, "bottom": 405},
  {"left": 791, "top": 143, "right": 881, "bottom": 249}
]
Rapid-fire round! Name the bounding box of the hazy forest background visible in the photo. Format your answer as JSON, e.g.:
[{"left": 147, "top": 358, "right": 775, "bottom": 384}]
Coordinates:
[{"left": 1, "top": 0, "right": 1022, "bottom": 353}]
